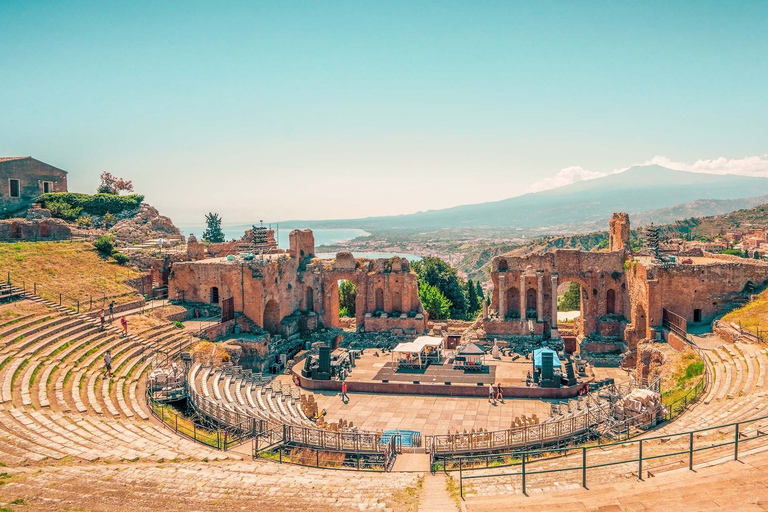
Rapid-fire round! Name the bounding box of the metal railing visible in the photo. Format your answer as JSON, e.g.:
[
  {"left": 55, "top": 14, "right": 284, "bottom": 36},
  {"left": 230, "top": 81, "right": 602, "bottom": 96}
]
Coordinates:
[
  {"left": 4, "top": 269, "right": 142, "bottom": 313},
  {"left": 426, "top": 377, "right": 651, "bottom": 457},
  {"left": 456, "top": 414, "right": 768, "bottom": 498},
  {"left": 253, "top": 432, "right": 398, "bottom": 472}
]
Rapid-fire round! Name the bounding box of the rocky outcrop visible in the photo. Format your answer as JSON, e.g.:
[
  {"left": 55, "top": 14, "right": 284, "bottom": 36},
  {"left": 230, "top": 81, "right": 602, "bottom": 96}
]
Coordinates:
[{"left": 110, "top": 203, "right": 180, "bottom": 244}]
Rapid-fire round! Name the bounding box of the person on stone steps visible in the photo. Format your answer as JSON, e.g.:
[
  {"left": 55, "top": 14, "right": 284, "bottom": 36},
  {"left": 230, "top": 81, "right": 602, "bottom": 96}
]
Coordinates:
[
  {"left": 103, "top": 349, "right": 112, "bottom": 377},
  {"left": 121, "top": 316, "right": 128, "bottom": 337}
]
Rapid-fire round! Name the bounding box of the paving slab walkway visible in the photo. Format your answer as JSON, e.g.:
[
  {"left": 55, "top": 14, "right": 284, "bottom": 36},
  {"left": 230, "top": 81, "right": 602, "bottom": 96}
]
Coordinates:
[{"left": 419, "top": 474, "right": 460, "bottom": 512}]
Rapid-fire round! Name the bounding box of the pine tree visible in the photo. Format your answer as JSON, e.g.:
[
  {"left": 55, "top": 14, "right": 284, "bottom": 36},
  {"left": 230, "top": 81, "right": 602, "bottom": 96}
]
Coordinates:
[
  {"left": 466, "top": 279, "right": 480, "bottom": 317},
  {"left": 202, "top": 212, "right": 225, "bottom": 243}
]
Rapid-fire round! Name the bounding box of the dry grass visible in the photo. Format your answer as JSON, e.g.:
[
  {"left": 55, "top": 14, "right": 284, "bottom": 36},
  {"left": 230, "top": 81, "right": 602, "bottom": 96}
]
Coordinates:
[
  {"left": 0, "top": 301, "right": 49, "bottom": 324},
  {"left": 0, "top": 241, "right": 141, "bottom": 304},
  {"left": 722, "top": 289, "right": 768, "bottom": 334}
]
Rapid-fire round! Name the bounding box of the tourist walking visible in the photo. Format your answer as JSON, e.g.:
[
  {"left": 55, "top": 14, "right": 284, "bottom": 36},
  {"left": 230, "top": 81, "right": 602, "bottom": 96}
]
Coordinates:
[
  {"left": 103, "top": 349, "right": 112, "bottom": 377},
  {"left": 120, "top": 316, "right": 128, "bottom": 337},
  {"left": 496, "top": 383, "right": 504, "bottom": 403},
  {"left": 341, "top": 381, "right": 349, "bottom": 403},
  {"left": 99, "top": 309, "right": 105, "bottom": 331},
  {"left": 488, "top": 383, "right": 496, "bottom": 404},
  {"left": 108, "top": 301, "right": 114, "bottom": 322}
]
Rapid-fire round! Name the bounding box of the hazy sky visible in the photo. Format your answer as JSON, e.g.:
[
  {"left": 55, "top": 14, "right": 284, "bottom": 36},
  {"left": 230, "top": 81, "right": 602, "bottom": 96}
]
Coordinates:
[{"left": 2, "top": 1, "right": 768, "bottom": 225}]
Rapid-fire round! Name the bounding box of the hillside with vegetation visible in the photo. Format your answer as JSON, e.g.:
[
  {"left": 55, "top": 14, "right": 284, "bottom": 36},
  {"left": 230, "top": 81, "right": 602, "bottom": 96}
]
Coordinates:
[{"left": 0, "top": 241, "right": 141, "bottom": 305}]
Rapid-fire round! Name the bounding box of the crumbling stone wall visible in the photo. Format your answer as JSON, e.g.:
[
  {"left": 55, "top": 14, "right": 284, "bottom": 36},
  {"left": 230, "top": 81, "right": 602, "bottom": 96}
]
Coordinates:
[
  {"left": 486, "top": 248, "right": 628, "bottom": 339},
  {"left": 0, "top": 206, "right": 72, "bottom": 240},
  {"left": 609, "top": 212, "right": 631, "bottom": 252},
  {"left": 168, "top": 230, "right": 426, "bottom": 335}
]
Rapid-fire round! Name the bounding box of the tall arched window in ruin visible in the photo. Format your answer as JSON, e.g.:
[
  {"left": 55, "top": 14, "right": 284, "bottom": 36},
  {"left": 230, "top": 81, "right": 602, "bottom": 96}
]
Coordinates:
[
  {"left": 337, "top": 280, "right": 357, "bottom": 319},
  {"left": 210, "top": 287, "right": 219, "bottom": 304},
  {"left": 498, "top": 259, "right": 508, "bottom": 272},
  {"left": 375, "top": 287, "right": 384, "bottom": 311},
  {"left": 263, "top": 299, "right": 280, "bottom": 334},
  {"left": 693, "top": 308, "right": 702, "bottom": 323},
  {"left": 606, "top": 289, "right": 616, "bottom": 315},
  {"left": 526, "top": 288, "right": 537, "bottom": 318},
  {"left": 305, "top": 287, "right": 314, "bottom": 312},
  {"left": 506, "top": 287, "right": 520, "bottom": 319}
]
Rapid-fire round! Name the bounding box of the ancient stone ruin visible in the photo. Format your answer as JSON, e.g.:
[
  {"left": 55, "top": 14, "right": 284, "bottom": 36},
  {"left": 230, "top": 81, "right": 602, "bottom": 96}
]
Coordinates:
[
  {"left": 169, "top": 229, "right": 426, "bottom": 337},
  {"left": 485, "top": 212, "right": 768, "bottom": 367}
]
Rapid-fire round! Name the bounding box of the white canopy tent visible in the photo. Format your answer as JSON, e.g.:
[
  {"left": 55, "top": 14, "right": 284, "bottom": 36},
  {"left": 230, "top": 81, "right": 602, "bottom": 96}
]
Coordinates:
[{"left": 392, "top": 336, "right": 444, "bottom": 368}]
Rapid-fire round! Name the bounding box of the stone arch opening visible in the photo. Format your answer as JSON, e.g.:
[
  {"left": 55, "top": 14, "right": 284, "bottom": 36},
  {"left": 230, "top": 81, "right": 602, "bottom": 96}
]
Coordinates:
[
  {"left": 263, "top": 299, "right": 280, "bottom": 334},
  {"left": 506, "top": 286, "right": 520, "bottom": 319},
  {"left": 498, "top": 259, "right": 508, "bottom": 272},
  {"left": 693, "top": 308, "right": 702, "bottom": 323},
  {"left": 374, "top": 287, "right": 384, "bottom": 311},
  {"left": 305, "top": 287, "right": 314, "bottom": 312},
  {"left": 11, "top": 223, "right": 21, "bottom": 239},
  {"left": 210, "top": 287, "right": 219, "bottom": 304},
  {"left": 525, "top": 288, "right": 537, "bottom": 319},
  {"left": 338, "top": 279, "right": 357, "bottom": 319},
  {"left": 556, "top": 280, "right": 584, "bottom": 333},
  {"left": 606, "top": 289, "right": 616, "bottom": 315}
]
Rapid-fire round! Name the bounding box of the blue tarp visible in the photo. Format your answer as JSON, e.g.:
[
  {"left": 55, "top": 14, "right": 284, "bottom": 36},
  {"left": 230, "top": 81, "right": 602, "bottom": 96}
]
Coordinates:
[
  {"left": 379, "top": 429, "right": 420, "bottom": 447},
  {"left": 532, "top": 348, "right": 561, "bottom": 369}
]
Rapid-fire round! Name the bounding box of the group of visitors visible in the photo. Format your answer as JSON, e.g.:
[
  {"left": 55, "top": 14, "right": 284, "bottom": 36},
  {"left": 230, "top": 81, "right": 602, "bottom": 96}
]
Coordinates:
[
  {"left": 98, "top": 302, "right": 128, "bottom": 337},
  {"left": 488, "top": 382, "right": 504, "bottom": 404},
  {"left": 101, "top": 301, "right": 130, "bottom": 377}
]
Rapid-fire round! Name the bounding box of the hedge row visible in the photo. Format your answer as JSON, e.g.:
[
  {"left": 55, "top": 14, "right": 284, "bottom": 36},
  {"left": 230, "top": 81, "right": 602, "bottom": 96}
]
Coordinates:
[{"left": 36, "top": 192, "right": 144, "bottom": 218}]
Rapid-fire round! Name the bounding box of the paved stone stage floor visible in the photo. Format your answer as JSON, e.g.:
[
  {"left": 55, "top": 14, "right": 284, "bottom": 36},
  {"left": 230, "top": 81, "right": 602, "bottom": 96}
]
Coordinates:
[{"left": 279, "top": 363, "right": 627, "bottom": 436}]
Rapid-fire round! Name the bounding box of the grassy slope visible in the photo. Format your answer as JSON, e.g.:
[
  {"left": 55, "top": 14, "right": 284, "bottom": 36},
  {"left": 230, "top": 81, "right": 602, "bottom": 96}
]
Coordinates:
[
  {"left": 721, "top": 288, "right": 768, "bottom": 334},
  {"left": 0, "top": 241, "right": 141, "bottom": 303}
]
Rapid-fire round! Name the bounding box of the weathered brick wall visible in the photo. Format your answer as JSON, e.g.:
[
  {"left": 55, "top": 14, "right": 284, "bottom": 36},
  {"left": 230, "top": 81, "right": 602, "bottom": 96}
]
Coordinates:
[
  {"left": 0, "top": 157, "right": 67, "bottom": 216},
  {"left": 169, "top": 249, "right": 426, "bottom": 335},
  {"left": 489, "top": 249, "right": 627, "bottom": 339}
]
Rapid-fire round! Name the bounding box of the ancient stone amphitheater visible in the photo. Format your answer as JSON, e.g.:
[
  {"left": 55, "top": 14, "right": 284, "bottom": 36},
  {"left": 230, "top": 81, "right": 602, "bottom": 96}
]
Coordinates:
[{"left": 0, "top": 292, "right": 767, "bottom": 511}]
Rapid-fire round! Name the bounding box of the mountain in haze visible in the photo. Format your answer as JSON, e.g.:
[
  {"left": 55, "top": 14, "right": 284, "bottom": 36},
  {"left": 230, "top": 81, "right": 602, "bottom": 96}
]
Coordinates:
[{"left": 289, "top": 165, "right": 768, "bottom": 233}]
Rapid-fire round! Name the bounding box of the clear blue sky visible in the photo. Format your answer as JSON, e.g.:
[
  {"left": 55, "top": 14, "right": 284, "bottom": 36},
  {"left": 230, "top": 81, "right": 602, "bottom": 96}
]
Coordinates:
[{"left": 2, "top": 1, "right": 767, "bottom": 226}]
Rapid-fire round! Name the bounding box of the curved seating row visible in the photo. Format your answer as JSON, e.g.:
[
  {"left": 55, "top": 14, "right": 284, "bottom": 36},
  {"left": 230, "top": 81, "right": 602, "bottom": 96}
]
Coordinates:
[{"left": 0, "top": 295, "right": 238, "bottom": 464}]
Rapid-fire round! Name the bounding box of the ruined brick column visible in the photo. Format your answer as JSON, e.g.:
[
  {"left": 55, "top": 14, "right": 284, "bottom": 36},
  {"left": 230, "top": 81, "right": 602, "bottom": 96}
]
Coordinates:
[
  {"left": 498, "top": 273, "right": 506, "bottom": 318},
  {"left": 550, "top": 273, "right": 560, "bottom": 339},
  {"left": 536, "top": 272, "right": 544, "bottom": 322},
  {"left": 519, "top": 273, "right": 526, "bottom": 325}
]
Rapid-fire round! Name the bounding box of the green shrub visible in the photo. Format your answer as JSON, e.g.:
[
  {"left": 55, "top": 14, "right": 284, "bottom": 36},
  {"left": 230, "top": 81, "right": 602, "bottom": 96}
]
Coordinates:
[
  {"left": 173, "top": 320, "right": 184, "bottom": 329},
  {"left": 46, "top": 200, "right": 82, "bottom": 221},
  {"left": 113, "top": 252, "right": 130, "bottom": 265},
  {"left": 94, "top": 235, "right": 116, "bottom": 257},
  {"left": 36, "top": 192, "right": 144, "bottom": 219},
  {"left": 75, "top": 215, "right": 93, "bottom": 228}
]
